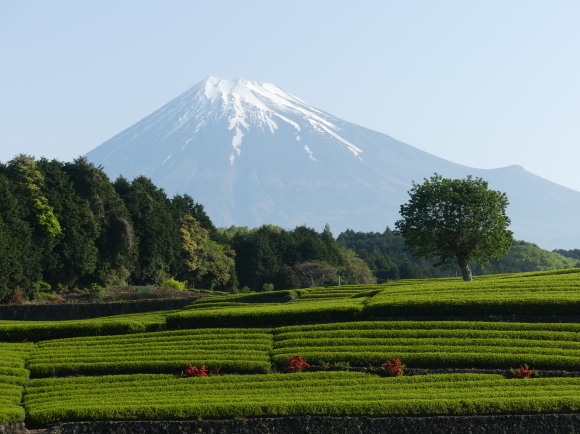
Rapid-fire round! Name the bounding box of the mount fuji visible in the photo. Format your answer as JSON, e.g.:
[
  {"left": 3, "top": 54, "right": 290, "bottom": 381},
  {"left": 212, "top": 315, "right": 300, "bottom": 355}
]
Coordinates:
[{"left": 85, "top": 76, "right": 580, "bottom": 250}]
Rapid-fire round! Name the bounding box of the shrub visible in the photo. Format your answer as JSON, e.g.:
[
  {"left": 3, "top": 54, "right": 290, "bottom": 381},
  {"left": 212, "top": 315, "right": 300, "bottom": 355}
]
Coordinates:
[
  {"left": 162, "top": 279, "right": 186, "bottom": 291},
  {"left": 383, "top": 358, "right": 405, "bottom": 376},
  {"left": 35, "top": 292, "right": 57, "bottom": 302},
  {"left": 88, "top": 283, "right": 106, "bottom": 299},
  {"left": 510, "top": 365, "right": 535, "bottom": 379},
  {"left": 184, "top": 364, "right": 208, "bottom": 377},
  {"left": 263, "top": 283, "right": 274, "bottom": 292},
  {"left": 284, "top": 355, "right": 310, "bottom": 373},
  {"left": 9, "top": 287, "right": 28, "bottom": 305}
]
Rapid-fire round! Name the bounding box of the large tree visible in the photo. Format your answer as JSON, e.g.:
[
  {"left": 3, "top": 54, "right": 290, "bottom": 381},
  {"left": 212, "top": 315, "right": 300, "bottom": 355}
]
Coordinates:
[{"left": 394, "top": 174, "right": 513, "bottom": 281}]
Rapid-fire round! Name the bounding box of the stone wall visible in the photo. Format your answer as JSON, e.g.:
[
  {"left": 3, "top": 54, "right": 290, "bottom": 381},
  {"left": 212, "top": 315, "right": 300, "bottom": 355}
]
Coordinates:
[
  {"left": 0, "top": 423, "right": 26, "bottom": 434},
  {"left": 0, "top": 298, "right": 199, "bottom": 321},
  {"left": 50, "top": 414, "right": 580, "bottom": 434}
]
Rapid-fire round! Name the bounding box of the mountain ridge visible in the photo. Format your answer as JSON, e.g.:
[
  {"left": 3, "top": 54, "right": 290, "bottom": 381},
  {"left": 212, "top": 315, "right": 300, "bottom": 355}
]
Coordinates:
[{"left": 85, "top": 77, "right": 580, "bottom": 250}]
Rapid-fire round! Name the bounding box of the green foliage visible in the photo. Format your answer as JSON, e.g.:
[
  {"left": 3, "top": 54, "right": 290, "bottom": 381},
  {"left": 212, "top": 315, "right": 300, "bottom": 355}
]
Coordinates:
[
  {"left": 166, "top": 269, "right": 580, "bottom": 327},
  {"left": 272, "top": 320, "right": 580, "bottom": 369},
  {"left": 23, "top": 372, "right": 580, "bottom": 426},
  {"left": 162, "top": 279, "right": 186, "bottom": 291},
  {"left": 0, "top": 343, "right": 34, "bottom": 423},
  {"left": 395, "top": 174, "right": 513, "bottom": 281},
  {"left": 27, "top": 328, "right": 272, "bottom": 377},
  {"left": 87, "top": 283, "right": 106, "bottom": 299},
  {"left": 338, "top": 229, "right": 578, "bottom": 281},
  {"left": 0, "top": 320, "right": 148, "bottom": 342},
  {"left": 0, "top": 155, "right": 238, "bottom": 294}
]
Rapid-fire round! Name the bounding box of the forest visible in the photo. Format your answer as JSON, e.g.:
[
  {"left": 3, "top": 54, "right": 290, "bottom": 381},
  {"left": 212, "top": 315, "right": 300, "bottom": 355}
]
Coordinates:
[{"left": 0, "top": 155, "right": 578, "bottom": 303}]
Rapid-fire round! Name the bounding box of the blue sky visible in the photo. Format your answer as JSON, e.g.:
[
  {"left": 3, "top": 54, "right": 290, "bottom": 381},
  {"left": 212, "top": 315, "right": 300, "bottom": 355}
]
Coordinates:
[{"left": 1, "top": 1, "right": 579, "bottom": 191}]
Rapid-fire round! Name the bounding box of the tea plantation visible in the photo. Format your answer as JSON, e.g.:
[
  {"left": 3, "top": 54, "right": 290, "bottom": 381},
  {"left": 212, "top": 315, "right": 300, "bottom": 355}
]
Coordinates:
[{"left": 3, "top": 269, "right": 580, "bottom": 430}]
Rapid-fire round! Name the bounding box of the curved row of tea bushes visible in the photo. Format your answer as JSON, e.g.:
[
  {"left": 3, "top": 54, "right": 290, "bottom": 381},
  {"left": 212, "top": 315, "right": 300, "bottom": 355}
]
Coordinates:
[
  {"left": 0, "top": 320, "right": 150, "bottom": 342},
  {"left": 25, "top": 320, "right": 580, "bottom": 377},
  {"left": 166, "top": 299, "right": 364, "bottom": 328},
  {"left": 27, "top": 329, "right": 273, "bottom": 377},
  {"left": 0, "top": 343, "right": 34, "bottom": 423},
  {"left": 24, "top": 372, "right": 580, "bottom": 427},
  {"left": 272, "top": 321, "right": 580, "bottom": 369},
  {"left": 166, "top": 269, "right": 580, "bottom": 328},
  {"left": 365, "top": 269, "right": 580, "bottom": 317}
]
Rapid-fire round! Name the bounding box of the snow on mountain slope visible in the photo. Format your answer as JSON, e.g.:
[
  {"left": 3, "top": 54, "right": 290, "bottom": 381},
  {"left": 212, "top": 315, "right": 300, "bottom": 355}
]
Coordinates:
[{"left": 86, "top": 77, "right": 580, "bottom": 250}]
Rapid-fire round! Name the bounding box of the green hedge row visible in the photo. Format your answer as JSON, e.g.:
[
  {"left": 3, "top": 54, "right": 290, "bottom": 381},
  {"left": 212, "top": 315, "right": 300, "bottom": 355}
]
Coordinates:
[
  {"left": 166, "top": 299, "right": 364, "bottom": 328},
  {"left": 23, "top": 373, "right": 580, "bottom": 426},
  {"left": 27, "top": 328, "right": 273, "bottom": 377},
  {"left": 0, "top": 343, "right": 32, "bottom": 423},
  {"left": 165, "top": 270, "right": 580, "bottom": 328},
  {"left": 0, "top": 320, "right": 149, "bottom": 342}
]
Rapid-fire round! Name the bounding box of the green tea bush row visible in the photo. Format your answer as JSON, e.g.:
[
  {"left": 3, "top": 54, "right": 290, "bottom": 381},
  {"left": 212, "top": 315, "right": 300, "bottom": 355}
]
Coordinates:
[
  {"left": 27, "top": 329, "right": 273, "bottom": 377},
  {"left": 23, "top": 372, "right": 580, "bottom": 426},
  {"left": 167, "top": 299, "right": 364, "bottom": 328},
  {"left": 0, "top": 343, "right": 33, "bottom": 423},
  {"left": 272, "top": 321, "right": 580, "bottom": 369},
  {"left": 165, "top": 270, "right": 580, "bottom": 328},
  {"left": 0, "top": 320, "right": 148, "bottom": 342},
  {"left": 274, "top": 321, "right": 580, "bottom": 334},
  {"left": 271, "top": 350, "right": 580, "bottom": 369}
]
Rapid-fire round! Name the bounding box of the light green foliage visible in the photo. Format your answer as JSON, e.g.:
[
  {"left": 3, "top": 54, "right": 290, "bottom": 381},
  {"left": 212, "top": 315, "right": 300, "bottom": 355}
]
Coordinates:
[
  {"left": 338, "top": 249, "right": 377, "bottom": 285},
  {"left": 0, "top": 342, "right": 34, "bottom": 423},
  {"left": 0, "top": 320, "right": 148, "bottom": 342},
  {"left": 88, "top": 283, "right": 106, "bottom": 298},
  {"left": 8, "top": 155, "right": 61, "bottom": 237},
  {"left": 272, "top": 321, "right": 580, "bottom": 369},
  {"left": 27, "top": 328, "right": 273, "bottom": 376},
  {"left": 180, "top": 215, "right": 235, "bottom": 290},
  {"left": 168, "top": 269, "right": 580, "bottom": 327},
  {"left": 162, "top": 279, "right": 186, "bottom": 291},
  {"left": 395, "top": 174, "right": 513, "bottom": 281},
  {"left": 23, "top": 372, "right": 580, "bottom": 426},
  {"left": 364, "top": 268, "right": 580, "bottom": 316},
  {"left": 167, "top": 297, "right": 366, "bottom": 328}
]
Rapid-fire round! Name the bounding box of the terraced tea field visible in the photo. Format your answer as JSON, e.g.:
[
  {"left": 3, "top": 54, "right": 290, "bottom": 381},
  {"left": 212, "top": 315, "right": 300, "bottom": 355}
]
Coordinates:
[{"left": 2, "top": 269, "right": 580, "bottom": 429}]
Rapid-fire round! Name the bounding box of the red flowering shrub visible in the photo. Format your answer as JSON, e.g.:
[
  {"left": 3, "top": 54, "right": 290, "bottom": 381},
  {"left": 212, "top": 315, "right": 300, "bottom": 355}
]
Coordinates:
[
  {"left": 383, "top": 358, "right": 405, "bottom": 376},
  {"left": 511, "top": 365, "right": 535, "bottom": 379},
  {"left": 284, "top": 355, "right": 310, "bottom": 373},
  {"left": 184, "top": 364, "right": 208, "bottom": 377}
]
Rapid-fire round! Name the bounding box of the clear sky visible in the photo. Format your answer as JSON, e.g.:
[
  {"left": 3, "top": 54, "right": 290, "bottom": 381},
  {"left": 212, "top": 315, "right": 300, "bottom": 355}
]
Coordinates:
[{"left": 1, "top": 1, "right": 579, "bottom": 191}]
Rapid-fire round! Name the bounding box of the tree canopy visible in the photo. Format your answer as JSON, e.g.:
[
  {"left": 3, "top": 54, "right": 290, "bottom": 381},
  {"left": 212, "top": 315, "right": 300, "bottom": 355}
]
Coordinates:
[{"left": 394, "top": 174, "right": 513, "bottom": 281}]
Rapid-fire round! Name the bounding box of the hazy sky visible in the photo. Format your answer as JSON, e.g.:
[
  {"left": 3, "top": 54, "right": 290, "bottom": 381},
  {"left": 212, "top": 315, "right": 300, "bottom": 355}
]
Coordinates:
[{"left": 1, "top": 1, "right": 579, "bottom": 191}]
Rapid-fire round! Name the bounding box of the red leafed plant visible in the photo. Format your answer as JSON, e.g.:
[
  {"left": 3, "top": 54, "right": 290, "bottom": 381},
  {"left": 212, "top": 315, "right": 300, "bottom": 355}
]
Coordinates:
[
  {"left": 184, "top": 364, "right": 208, "bottom": 377},
  {"left": 383, "top": 358, "right": 405, "bottom": 376},
  {"left": 284, "top": 355, "right": 311, "bottom": 373},
  {"left": 511, "top": 365, "right": 535, "bottom": 379}
]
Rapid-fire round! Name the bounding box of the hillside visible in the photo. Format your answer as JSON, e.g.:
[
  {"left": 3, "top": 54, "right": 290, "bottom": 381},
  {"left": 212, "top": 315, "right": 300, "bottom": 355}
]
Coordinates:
[{"left": 3, "top": 269, "right": 580, "bottom": 432}]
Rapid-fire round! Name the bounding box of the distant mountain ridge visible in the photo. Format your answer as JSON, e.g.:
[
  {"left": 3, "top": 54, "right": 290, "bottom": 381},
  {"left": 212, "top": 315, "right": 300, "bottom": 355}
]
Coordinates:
[{"left": 85, "top": 76, "right": 580, "bottom": 250}]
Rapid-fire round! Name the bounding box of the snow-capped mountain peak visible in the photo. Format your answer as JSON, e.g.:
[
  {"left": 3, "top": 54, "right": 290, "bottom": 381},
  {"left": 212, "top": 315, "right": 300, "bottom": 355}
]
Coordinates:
[
  {"left": 85, "top": 76, "right": 580, "bottom": 249},
  {"left": 165, "top": 76, "right": 363, "bottom": 164}
]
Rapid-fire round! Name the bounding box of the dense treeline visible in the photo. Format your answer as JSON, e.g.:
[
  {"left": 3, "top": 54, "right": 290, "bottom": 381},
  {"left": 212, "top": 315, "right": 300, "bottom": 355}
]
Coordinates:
[
  {"left": 553, "top": 249, "right": 580, "bottom": 261},
  {"left": 218, "top": 224, "right": 375, "bottom": 292},
  {"left": 0, "top": 156, "right": 375, "bottom": 302},
  {"left": 0, "top": 156, "right": 232, "bottom": 301},
  {"left": 337, "top": 229, "right": 579, "bottom": 282},
  {"left": 1, "top": 156, "right": 577, "bottom": 303}
]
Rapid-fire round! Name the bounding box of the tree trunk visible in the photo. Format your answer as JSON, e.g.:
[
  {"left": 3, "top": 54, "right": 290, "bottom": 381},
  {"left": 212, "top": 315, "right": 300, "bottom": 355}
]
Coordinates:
[{"left": 457, "top": 257, "right": 472, "bottom": 281}]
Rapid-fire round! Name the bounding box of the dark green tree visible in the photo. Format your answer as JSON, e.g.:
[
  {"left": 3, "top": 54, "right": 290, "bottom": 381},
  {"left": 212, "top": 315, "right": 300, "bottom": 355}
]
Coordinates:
[{"left": 394, "top": 174, "right": 513, "bottom": 281}]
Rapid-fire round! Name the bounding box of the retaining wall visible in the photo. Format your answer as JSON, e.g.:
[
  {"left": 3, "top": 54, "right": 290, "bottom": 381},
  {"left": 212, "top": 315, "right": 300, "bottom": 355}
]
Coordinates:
[{"left": 50, "top": 414, "right": 580, "bottom": 434}]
